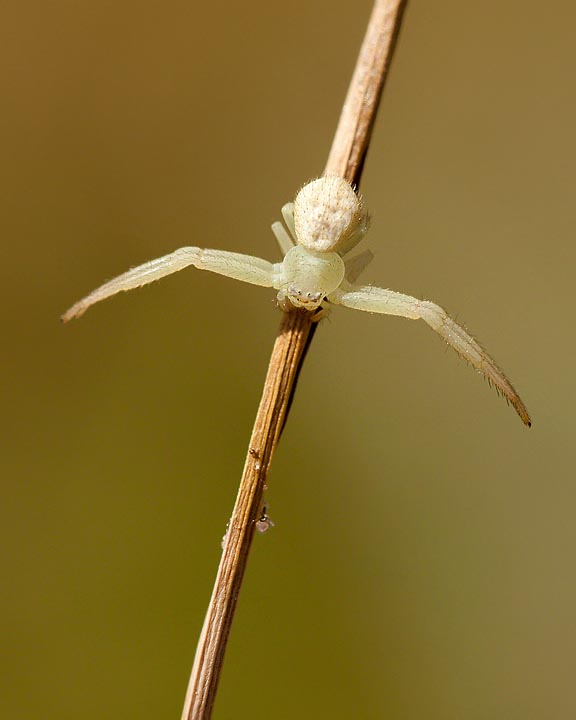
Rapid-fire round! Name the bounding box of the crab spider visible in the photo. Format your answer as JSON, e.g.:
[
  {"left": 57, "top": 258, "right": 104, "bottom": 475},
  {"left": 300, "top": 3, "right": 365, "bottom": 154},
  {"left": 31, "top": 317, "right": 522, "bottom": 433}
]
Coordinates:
[{"left": 63, "top": 176, "right": 531, "bottom": 426}]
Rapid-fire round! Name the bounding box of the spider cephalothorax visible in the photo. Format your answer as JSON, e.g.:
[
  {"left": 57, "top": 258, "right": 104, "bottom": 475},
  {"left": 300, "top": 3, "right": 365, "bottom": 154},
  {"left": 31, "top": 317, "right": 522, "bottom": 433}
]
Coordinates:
[
  {"left": 63, "top": 176, "right": 530, "bottom": 426},
  {"left": 277, "top": 246, "right": 345, "bottom": 309}
]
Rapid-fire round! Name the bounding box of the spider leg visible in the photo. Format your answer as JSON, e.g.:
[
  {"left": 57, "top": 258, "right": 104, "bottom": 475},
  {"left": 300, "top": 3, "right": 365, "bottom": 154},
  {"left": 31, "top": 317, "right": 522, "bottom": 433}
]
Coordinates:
[
  {"left": 271, "top": 221, "right": 295, "bottom": 257},
  {"left": 336, "top": 209, "right": 370, "bottom": 257},
  {"left": 329, "top": 284, "right": 531, "bottom": 426},
  {"left": 281, "top": 202, "right": 296, "bottom": 239},
  {"left": 63, "top": 247, "right": 278, "bottom": 321}
]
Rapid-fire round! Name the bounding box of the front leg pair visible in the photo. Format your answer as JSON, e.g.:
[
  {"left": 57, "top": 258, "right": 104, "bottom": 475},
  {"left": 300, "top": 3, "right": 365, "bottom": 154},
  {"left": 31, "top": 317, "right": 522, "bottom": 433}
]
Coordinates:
[
  {"left": 329, "top": 284, "right": 531, "bottom": 426},
  {"left": 62, "top": 247, "right": 280, "bottom": 322}
]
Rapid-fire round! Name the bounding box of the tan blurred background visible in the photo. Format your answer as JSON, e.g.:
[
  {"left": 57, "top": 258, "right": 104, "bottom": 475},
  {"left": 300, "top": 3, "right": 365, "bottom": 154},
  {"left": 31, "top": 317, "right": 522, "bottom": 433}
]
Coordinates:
[{"left": 1, "top": 1, "right": 574, "bottom": 718}]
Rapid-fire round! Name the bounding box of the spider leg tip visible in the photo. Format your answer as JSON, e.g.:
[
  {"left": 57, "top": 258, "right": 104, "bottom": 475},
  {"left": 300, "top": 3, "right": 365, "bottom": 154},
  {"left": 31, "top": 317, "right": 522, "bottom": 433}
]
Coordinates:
[{"left": 61, "top": 306, "right": 82, "bottom": 323}]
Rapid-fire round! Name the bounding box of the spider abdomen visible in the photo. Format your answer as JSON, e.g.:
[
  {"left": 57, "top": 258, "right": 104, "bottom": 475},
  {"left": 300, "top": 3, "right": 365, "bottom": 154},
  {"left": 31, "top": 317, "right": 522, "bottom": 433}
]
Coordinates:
[{"left": 294, "top": 176, "right": 364, "bottom": 253}]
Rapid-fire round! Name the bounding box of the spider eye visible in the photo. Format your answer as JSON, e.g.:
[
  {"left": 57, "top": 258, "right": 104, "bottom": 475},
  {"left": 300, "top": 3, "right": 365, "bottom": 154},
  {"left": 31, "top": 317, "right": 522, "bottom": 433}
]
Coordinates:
[{"left": 286, "top": 285, "right": 323, "bottom": 308}]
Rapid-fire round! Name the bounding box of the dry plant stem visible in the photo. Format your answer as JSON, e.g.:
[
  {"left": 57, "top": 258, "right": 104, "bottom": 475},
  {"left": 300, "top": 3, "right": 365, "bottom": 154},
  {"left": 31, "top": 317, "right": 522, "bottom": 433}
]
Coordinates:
[
  {"left": 182, "top": 310, "right": 314, "bottom": 719},
  {"left": 181, "top": 2, "right": 407, "bottom": 718},
  {"left": 325, "top": 0, "right": 407, "bottom": 184}
]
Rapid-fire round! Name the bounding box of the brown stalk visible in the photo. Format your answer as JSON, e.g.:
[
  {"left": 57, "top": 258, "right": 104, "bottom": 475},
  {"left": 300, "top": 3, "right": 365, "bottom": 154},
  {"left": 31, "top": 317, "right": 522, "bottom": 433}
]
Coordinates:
[{"left": 181, "top": 2, "right": 408, "bottom": 718}]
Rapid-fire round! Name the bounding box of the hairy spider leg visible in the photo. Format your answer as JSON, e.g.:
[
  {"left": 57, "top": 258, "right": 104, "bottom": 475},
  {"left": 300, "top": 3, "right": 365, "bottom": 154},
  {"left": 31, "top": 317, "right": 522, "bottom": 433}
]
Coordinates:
[
  {"left": 62, "top": 247, "right": 278, "bottom": 322},
  {"left": 329, "top": 284, "right": 531, "bottom": 426}
]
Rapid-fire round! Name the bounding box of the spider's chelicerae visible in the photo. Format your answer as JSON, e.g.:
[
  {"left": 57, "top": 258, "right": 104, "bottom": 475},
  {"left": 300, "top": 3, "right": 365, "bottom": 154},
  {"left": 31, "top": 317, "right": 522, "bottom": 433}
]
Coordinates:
[{"left": 63, "top": 176, "right": 530, "bottom": 426}]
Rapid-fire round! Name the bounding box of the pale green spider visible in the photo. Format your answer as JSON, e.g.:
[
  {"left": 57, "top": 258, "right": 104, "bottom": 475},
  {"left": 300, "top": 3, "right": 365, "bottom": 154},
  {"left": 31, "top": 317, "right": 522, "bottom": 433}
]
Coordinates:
[{"left": 63, "top": 176, "right": 530, "bottom": 426}]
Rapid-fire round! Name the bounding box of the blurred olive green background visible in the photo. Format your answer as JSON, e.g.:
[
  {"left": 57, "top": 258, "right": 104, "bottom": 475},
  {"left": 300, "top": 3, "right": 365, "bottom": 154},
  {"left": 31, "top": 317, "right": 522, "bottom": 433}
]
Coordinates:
[{"left": 2, "top": 1, "right": 575, "bottom": 718}]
